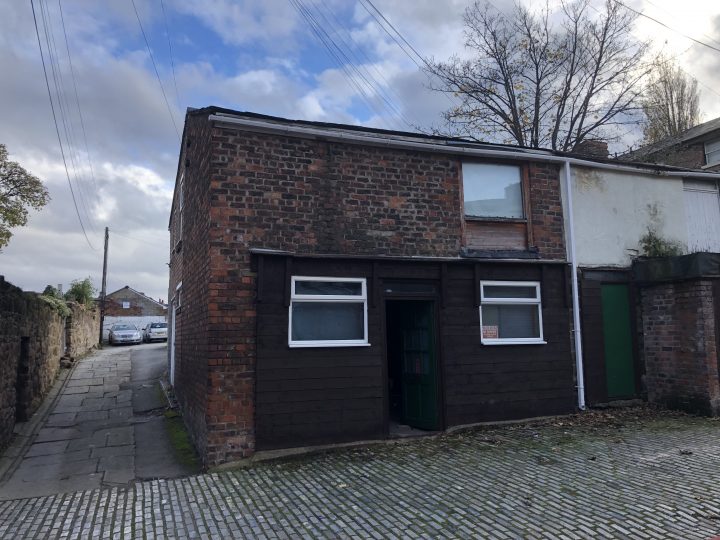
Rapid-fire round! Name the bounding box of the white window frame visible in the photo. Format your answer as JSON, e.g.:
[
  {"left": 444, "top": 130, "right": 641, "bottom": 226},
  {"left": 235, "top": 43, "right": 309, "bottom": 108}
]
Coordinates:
[
  {"left": 178, "top": 173, "right": 184, "bottom": 239},
  {"left": 175, "top": 281, "right": 182, "bottom": 310},
  {"left": 479, "top": 280, "right": 545, "bottom": 345},
  {"left": 288, "top": 276, "right": 369, "bottom": 348},
  {"left": 704, "top": 139, "right": 720, "bottom": 167}
]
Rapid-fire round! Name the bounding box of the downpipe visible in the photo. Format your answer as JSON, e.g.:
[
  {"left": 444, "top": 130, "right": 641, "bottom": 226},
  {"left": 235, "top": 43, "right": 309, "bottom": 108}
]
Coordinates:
[{"left": 564, "top": 160, "right": 586, "bottom": 411}]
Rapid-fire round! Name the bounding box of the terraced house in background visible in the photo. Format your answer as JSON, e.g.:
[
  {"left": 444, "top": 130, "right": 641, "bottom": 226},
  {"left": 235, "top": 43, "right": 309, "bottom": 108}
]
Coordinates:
[{"left": 167, "top": 107, "right": 720, "bottom": 467}]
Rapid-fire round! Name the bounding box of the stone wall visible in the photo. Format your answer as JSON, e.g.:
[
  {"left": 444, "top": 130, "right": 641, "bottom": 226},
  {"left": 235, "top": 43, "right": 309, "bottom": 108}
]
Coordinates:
[
  {"left": 66, "top": 302, "right": 100, "bottom": 358},
  {"left": 640, "top": 279, "right": 720, "bottom": 415},
  {"left": 0, "top": 277, "right": 100, "bottom": 449}
]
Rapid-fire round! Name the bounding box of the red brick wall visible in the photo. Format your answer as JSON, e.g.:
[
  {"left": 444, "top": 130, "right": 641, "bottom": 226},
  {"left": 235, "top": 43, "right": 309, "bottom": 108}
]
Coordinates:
[
  {"left": 640, "top": 141, "right": 720, "bottom": 171},
  {"left": 169, "top": 113, "right": 214, "bottom": 463},
  {"left": 104, "top": 288, "right": 165, "bottom": 317},
  {"left": 529, "top": 163, "right": 565, "bottom": 260},
  {"left": 640, "top": 279, "right": 719, "bottom": 414}
]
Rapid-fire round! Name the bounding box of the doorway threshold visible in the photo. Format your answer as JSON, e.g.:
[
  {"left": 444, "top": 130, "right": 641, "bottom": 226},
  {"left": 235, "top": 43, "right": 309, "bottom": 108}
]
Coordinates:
[{"left": 389, "top": 421, "right": 439, "bottom": 439}]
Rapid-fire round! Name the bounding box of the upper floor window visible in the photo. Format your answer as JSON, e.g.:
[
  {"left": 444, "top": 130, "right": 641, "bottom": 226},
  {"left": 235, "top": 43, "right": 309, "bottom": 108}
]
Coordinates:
[
  {"left": 463, "top": 163, "right": 524, "bottom": 219},
  {"left": 705, "top": 139, "right": 720, "bottom": 166}
]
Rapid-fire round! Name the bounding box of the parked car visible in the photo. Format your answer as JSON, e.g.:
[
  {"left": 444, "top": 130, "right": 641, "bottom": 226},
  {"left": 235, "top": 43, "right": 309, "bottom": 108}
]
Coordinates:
[
  {"left": 143, "top": 322, "right": 168, "bottom": 342},
  {"left": 108, "top": 323, "right": 142, "bottom": 346}
]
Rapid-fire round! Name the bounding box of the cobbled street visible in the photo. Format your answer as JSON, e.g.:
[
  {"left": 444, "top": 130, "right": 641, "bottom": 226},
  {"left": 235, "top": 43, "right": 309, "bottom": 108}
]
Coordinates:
[{"left": 2, "top": 407, "right": 720, "bottom": 538}]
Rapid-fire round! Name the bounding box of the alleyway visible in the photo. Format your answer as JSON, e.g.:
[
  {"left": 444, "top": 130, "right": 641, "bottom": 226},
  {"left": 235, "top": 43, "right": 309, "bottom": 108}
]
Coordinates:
[
  {"left": 1, "top": 408, "right": 720, "bottom": 538},
  {"left": 0, "top": 343, "right": 197, "bottom": 500}
]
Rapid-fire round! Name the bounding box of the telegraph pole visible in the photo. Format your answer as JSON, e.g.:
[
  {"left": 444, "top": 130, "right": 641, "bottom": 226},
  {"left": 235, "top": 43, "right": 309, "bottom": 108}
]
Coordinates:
[{"left": 98, "top": 227, "right": 109, "bottom": 346}]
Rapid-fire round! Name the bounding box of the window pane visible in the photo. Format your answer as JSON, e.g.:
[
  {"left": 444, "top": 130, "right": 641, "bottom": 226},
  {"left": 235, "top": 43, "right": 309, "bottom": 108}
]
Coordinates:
[
  {"left": 463, "top": 163, "right": 524, "bottom": 218},
  {"left": 482, "top": 304, "right": 540, "bottom": 339},
  {"left": 483, "top": 285, "right": 537, "bottom": 299},
  {"left": 291, "top": 302, "right": 364, "bottom": 341},
  {"left": 295, "top": 280, "right": 363, "bottom": 296}
]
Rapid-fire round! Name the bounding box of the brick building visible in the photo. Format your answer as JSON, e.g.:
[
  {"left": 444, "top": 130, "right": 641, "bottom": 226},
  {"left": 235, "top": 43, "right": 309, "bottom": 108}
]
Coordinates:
[
  {"left": 104, "top": 285, "right": 167, "bottom": 317},
  {"left": 622, "top": 117, "right": 720, "bottom": 172},
  {"left": 102, "top": 286, "right": 167, "bottom": 341},
  {"left": 167, "top": 108, "right": 583, "bottom": 466}
]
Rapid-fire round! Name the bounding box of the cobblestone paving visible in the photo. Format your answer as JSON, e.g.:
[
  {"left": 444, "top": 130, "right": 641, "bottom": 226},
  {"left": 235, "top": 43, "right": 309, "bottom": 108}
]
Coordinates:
[{"left": 2, "top": 412, "right": 720, "bottom": 539}]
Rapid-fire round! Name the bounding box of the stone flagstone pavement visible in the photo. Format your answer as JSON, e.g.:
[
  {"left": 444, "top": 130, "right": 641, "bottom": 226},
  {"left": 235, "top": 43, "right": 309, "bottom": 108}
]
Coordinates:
[
  {"left": 0, "top": 344, "right": 194, "bottom": 500},
  {"left": 2, "top": 409, "right": 720, "bottom": 538}
]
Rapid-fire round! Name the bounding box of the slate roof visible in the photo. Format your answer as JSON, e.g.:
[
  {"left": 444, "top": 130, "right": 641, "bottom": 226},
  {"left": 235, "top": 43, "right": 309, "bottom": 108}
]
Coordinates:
[{"left": 621, "top": 117, "right": 720, "bottom": 162}]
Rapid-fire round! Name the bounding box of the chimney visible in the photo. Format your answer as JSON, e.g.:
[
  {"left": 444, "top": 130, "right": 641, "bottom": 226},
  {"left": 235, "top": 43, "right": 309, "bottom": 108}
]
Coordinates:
[{"left": 572, "top": 139, "right": 609, "bottom": 158}]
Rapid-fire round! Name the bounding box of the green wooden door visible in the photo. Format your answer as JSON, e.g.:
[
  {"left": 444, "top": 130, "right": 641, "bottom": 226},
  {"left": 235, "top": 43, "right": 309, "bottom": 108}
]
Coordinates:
[
  {"left": 400, "top": 302, "right": 439, "bottom": 430},
  {"left": 601, "top": 284, "right": 636, "bottom": 399}
]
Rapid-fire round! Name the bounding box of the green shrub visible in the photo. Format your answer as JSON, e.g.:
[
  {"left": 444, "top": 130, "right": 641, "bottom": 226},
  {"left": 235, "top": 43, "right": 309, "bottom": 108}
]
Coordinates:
[
  {"left": 639, "top": 228, "right": 684, "bottom": 258},
  {"left": 40, "top": 294, "right": 71, "bottom": 317},
  {"left": 64, "top": 277, "right": 96, "bottom": 306}
]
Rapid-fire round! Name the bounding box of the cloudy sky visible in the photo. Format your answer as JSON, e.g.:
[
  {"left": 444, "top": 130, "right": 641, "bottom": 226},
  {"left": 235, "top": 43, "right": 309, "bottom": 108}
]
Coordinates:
[{"left": 0, "top": 0, "right": 718, "bottom": 301}]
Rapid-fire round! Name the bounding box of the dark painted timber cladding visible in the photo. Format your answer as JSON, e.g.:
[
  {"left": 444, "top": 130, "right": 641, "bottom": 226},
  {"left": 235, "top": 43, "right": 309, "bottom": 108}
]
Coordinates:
[{"left": 255, "top": 255, "right": 575, "bottom": 451}]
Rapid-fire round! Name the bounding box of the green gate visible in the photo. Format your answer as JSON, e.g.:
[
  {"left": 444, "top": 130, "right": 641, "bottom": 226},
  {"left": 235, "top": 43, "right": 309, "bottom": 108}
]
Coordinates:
[{"left": 601, "top": 283, "right": 636, "bottom": 399}]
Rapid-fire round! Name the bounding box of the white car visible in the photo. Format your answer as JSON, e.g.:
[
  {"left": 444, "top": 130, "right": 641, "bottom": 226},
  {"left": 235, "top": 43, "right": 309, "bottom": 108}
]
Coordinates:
[
  {"left": 143, "top": 322, "right": 168, "bottom": 342},
  {"left": 108, "top": 324, "right": 142, "bottom": 346}
]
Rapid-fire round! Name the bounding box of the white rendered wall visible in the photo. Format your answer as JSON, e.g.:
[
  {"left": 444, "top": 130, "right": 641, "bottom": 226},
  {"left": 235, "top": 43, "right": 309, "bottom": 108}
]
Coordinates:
[{"left": 561, "top": 167, "right": 688, "bottom": 268}]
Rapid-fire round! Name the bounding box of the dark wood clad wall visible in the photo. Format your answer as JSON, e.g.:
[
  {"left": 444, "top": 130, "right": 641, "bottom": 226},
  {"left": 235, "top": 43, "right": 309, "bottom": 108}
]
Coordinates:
[
  {"left": 580, "top": 278, "right": 607, "bottom": 405},
  {"left": 442, "top": 263, "right": 574, "bottom": 425},
  {"left": 256, "top": 257, "right": 384, "bottom": 450},
  {"left": 255, "top": 255, "right": 575, "bottom": 450}
]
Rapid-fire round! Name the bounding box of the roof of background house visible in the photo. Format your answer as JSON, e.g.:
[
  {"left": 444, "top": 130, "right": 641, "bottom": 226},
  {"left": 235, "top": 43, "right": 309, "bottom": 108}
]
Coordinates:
[
  {"left": 620, "top": 117, "right": 720, "bottom": 162},
  {"left": 105, "top": 285, "right": 166, "bottom": 308}
]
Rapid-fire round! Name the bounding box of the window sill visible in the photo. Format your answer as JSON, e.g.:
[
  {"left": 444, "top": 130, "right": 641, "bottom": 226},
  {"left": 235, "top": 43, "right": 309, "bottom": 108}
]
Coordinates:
[
  {"left": 464, "top": 216, "right": 527, "bottom": 223},
  {"left": 289, "top": 341, "right": 371, "bottom": 348},
  {"left": 481, "top": 339, "right": 546, "bottom": 346}
]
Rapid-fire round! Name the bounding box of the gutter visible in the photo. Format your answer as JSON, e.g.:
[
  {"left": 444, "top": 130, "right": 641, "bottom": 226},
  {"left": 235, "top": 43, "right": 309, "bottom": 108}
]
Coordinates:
[{"left": 207, "top": 113, "right": 720, "bottom": 180}]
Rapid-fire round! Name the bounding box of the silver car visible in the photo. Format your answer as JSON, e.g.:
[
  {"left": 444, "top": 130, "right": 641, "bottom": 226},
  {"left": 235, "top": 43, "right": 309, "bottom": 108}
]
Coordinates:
[
  {"left": 143, "top": 322, "right": 168, "bottom": 342},
  {"left": 108, "top": 323, "right": 142, "bottom": 345}
]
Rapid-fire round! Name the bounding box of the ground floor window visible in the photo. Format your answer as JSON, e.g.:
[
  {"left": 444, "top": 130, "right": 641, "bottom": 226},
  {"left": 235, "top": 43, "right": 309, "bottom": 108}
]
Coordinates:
[
  {"left": 289, "top": 276, "right": 369, "bottom": 347},
  {"left": 479, "top": 281, "right": 545, "bottom": 345}
]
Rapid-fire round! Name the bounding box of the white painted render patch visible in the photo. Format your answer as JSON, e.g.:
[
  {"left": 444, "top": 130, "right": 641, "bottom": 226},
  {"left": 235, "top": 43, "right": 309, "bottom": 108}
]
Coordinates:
[{"left": 562, "top": 168, "right": 688, "bottom": 268}]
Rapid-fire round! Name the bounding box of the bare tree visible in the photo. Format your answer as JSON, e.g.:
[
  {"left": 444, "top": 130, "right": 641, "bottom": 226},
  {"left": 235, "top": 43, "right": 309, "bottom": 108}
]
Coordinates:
[
  {"left": 426, "top": 0, "right": 650, "bottom": 151},
  {"left": 642, "top": 55, "right": 700, "bottom": 144}
]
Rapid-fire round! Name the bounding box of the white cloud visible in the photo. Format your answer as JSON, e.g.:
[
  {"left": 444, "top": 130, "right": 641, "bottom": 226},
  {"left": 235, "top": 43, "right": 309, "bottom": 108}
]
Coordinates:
[{"left": 174, "top": 0, "right": 299, "bottom": 49}]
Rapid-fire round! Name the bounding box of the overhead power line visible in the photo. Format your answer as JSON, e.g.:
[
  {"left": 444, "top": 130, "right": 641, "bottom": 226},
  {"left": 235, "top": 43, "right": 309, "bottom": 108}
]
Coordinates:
[
  {"left": 159, "top": 0, "right": 181, "bottom": 108},
  {"left": 38, "top": 0, "right": 98, "bottom": 235},
  {"left": 288, "top": 0, "right": 401, "bottom": 130},
  {"left": 131, "top": 0, "right": 180, "bottom": 139},
  {"left": 357, "top": 0, "right": 463, "bottom": 112},
  {"left": 300, "top": 0, "right": 415, "bottom": 129},
  {"left": 610, "top": 0, "right": 720, "bottom": 56},
  {"left": 30, "top": 0, "right": 96, "bottom": 251},
  {"left": 57, "top": 0, "right": 101, "bottom": 200}
]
